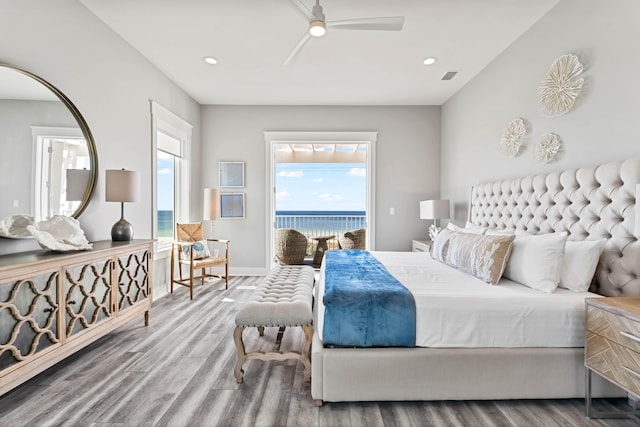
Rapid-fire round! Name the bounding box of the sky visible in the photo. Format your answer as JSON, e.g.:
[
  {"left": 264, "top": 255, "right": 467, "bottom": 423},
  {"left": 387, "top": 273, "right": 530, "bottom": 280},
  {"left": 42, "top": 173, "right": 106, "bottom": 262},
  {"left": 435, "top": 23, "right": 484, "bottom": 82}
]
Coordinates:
[
  {"left": 157, "top": 155, "right": 367, "bottom": 213},
  {"left": 276, "top": 162, "right": 366, "bottom": 212},
  {"left": 157, "top": 151, "right": 174, "bottom": 211}
]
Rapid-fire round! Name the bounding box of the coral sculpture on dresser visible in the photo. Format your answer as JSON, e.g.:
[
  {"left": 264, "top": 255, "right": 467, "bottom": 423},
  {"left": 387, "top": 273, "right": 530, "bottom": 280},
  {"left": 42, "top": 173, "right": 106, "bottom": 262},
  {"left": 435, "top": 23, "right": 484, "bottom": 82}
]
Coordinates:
[
  {"left": 0, "top": 214, "right": 34, "bottom": 238},
  {"left": 27, "top": 215, "right": 93, "bottom": 251}
]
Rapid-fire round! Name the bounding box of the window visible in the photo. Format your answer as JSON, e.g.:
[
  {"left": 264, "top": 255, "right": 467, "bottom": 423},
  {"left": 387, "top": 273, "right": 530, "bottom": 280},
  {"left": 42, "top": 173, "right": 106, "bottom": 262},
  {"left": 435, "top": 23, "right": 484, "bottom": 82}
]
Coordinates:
[
  {"left": 156, "top": 135, "right": 178, "bottom": 243},
  {"left": 151, "top": 102, "right": 192, "bottom": 250}
]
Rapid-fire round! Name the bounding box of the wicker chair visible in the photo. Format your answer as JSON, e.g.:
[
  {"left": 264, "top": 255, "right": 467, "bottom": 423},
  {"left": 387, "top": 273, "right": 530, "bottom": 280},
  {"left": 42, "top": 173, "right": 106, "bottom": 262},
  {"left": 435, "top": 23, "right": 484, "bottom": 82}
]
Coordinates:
[
  {"left": 338, "top": 228, "right": 366, "bottom": 250},
  {"left": 275, "top": 229, "right": 308, "bottom": 265},
  {"left": 170, "top": 223, "right": 230, "bottom": 300}
]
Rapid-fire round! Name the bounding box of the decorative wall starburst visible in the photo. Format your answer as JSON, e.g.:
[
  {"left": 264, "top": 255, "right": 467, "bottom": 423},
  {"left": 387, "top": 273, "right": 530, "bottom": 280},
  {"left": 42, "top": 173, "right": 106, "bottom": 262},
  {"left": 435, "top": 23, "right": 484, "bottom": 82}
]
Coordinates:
[
  {"left": 539, "top": 54, "right": 584, "bottom": 117},
  {"left": 500, "top": 118, "right": 527, "bottom": 157},
  {"left": 534, "top": 133, "right": 562, "bottom": 163}
]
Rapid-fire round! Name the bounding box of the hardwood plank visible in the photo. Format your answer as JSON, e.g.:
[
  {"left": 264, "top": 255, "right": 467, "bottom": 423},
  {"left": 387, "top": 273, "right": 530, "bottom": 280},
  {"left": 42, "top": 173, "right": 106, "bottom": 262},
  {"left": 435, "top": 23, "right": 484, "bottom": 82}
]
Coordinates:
[{"left": 1, "top": 275, "right": 638, "bottom": 427}]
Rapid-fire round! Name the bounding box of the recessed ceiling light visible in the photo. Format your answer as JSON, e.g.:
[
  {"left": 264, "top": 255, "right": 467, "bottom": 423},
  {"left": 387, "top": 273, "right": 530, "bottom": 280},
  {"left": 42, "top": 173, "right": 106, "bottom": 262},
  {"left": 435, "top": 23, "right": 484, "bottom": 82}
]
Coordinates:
[
  {"left": 203, "top": 56, "right": 218, "bottom": 65},
  {"left": 423, "top": 57, "right": 438, "bottom": 65}
]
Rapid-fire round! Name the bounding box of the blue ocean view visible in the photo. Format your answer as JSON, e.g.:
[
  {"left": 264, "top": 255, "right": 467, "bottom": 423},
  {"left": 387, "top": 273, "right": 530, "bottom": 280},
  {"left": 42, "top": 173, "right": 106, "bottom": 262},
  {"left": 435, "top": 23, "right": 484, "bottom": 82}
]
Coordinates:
[
  {"left": 158, "top": 210, "right": 174, "bottom": 238},
  {"left": 158, "top": 210, "right": 366, "bottom": 237},
  {"left": 276, "top": 210, "right": 366, "bottom": 234}
]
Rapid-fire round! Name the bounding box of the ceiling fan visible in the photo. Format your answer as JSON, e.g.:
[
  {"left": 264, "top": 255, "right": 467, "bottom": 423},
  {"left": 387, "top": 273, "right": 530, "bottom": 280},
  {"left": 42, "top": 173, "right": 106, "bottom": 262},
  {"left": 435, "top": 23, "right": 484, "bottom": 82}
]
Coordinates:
[{"left": 283, "top": 0, "right": 405, "bottom": 66}]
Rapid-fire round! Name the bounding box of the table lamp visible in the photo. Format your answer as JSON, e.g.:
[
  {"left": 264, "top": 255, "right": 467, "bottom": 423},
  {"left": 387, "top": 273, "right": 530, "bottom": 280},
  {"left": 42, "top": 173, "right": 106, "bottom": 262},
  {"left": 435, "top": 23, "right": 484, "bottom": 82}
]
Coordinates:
[
  {"left": 420, "top": 199, "right": 450, "bottom": 240},
  {"left": 106, "top": 169, "right": 139, "bottom": 241}
]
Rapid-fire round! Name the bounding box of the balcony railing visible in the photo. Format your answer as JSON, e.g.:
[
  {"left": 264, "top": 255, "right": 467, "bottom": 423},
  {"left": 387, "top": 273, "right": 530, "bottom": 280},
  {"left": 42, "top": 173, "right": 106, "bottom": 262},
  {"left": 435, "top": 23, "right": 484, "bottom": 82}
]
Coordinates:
[{"left": 276, "top": 213, "right": 366, "bottom": 254}]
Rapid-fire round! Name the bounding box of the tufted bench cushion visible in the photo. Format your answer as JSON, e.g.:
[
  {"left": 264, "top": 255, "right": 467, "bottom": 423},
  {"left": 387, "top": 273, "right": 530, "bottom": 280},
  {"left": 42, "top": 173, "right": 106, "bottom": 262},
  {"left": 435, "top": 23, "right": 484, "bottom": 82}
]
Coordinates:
[
  {"left": 235, "top": 265, "right": 314, "bottom": 327},
  {"left": 233, "top": 265, "right": 315, "bottom": 383}
]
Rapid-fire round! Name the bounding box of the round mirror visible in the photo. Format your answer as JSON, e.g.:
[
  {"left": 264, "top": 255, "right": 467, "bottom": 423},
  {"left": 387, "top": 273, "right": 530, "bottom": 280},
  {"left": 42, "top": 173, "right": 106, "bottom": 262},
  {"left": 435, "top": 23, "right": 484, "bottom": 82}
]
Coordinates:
[{"left": 0, "top": 64, "right": 98, "bottom": 233}]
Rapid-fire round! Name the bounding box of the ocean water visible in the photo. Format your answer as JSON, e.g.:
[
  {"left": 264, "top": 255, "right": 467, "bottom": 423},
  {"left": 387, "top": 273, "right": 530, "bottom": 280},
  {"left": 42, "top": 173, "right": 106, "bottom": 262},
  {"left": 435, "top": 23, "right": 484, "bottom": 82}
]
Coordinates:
[
  {"left": 158, "top": 210, "right": 174, "bottom": 237},
  {"left": 157, "top": 210, "right": 366, "bottom": 237},
  {"left": 276, "top": 210, "right": 366, "bottom": 234}
]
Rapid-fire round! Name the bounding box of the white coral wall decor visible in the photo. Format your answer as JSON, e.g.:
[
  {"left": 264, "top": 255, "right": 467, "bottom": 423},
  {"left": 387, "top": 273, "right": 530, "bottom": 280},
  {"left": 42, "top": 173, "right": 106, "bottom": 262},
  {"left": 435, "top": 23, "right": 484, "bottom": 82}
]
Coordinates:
[
  {"left": 534, "top": 133, "right": 562, "bottom": 164},
  {"left": 539, "top": 54, "right": 584, "bottom": 117},
  {"left": 500, "top": 118, "right": 527, "bottom": 157}
]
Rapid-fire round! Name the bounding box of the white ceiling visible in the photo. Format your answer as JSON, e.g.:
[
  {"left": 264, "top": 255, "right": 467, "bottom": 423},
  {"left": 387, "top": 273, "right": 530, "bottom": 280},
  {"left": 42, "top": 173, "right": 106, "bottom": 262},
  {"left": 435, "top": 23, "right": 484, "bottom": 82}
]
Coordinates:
[{"left": 80, "top": 0, "right": 559, "bottom": 106}]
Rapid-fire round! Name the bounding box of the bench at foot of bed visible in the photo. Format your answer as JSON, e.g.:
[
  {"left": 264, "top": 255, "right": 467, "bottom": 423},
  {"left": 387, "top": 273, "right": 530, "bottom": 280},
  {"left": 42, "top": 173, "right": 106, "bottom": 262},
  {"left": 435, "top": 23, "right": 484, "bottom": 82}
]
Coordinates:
[{"left": 233, "top": 265, "right": 314, "bottom": 383}]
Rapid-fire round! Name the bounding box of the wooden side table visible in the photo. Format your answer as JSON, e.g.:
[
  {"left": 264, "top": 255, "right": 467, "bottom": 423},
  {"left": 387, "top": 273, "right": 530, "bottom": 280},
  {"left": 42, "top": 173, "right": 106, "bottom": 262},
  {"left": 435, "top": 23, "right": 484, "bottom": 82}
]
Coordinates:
[
  {"left": 585, "top": 297, "right": 640, "bottom": 419},
  {"left": 412, "top": 239, "right": 431, "bottom": 253},
  {"left": 311, "top": 235, "right": 335, "bottom": 266}
]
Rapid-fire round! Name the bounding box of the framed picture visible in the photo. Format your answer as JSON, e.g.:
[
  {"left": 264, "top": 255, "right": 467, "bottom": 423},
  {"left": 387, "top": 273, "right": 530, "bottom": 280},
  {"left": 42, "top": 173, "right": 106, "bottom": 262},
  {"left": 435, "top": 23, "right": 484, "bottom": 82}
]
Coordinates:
[
  {"left": 219, "top": 161, "right": 244, "bottom": 188},
  {"left": 220, "top": 193, "right": 245, "bottom": 219}
]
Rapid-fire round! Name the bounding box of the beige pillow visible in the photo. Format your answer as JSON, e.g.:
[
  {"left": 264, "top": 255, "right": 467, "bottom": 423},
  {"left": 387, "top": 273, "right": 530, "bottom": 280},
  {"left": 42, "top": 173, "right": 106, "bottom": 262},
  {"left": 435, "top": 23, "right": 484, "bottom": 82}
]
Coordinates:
[{"left": 431, "top": 228, "right": 515, "bottom": 285}]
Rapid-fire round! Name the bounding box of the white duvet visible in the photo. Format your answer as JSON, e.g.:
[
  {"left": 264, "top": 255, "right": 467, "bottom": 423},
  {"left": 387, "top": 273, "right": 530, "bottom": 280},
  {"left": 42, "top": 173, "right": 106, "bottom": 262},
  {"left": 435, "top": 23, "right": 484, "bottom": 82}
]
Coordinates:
[{"left": 317, "top": 251, "right": 599, "bottom": 348}]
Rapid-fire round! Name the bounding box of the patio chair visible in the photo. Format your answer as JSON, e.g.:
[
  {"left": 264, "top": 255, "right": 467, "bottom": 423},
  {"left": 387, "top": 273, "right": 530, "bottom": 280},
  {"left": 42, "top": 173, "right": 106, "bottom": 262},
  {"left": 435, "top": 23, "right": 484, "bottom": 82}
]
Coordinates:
[
  {"left": 275, "top": 229, "right": 308, "bottom": 265},
  {"left": 338, "top": 228, "right": 366, "bottom": 250}
]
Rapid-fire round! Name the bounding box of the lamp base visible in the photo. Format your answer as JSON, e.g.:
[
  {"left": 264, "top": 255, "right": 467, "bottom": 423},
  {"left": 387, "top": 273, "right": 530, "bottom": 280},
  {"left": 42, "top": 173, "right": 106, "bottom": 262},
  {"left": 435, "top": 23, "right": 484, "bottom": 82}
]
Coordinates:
[
  {"left": 111, "top": 218, "right": 133, "bottom": 241},
  {"left": 428, "top": 224, "right": 441, "bottom": 241}
]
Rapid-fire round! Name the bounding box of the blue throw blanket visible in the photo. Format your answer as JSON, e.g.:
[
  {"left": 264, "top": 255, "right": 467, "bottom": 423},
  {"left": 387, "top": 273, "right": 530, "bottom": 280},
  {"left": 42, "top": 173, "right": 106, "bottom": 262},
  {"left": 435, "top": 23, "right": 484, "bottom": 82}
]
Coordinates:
[{"left": 323, "top": 250, "right": 416, "bottom": 347}]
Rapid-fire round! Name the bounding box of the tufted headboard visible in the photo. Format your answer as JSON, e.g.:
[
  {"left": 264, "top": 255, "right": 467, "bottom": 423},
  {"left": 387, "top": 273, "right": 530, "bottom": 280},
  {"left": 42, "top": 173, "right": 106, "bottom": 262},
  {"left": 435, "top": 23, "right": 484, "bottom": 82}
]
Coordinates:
[{"left": 468, "top": 159, "right": 640, "bottom": 296}]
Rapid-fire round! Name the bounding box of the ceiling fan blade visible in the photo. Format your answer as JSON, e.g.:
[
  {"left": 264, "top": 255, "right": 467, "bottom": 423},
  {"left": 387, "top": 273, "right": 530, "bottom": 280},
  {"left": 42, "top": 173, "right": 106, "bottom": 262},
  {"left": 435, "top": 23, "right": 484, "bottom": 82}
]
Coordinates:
[
  {"left": 327, "top": 16, "right": 405, "bottom": 31},
  {"left": 289, "top": 0, "right": 314, "bottom": 21},
  {"left": 282, "top": 32, "right": 312, "bottom": 66}
]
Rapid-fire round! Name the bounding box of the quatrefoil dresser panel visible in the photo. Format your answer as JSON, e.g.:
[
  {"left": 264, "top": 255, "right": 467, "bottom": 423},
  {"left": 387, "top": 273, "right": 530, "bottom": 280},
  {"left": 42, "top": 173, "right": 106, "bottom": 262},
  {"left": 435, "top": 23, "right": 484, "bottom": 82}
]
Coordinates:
[{"left": 0, "top": 240, "right": 152, "bottom": 396}]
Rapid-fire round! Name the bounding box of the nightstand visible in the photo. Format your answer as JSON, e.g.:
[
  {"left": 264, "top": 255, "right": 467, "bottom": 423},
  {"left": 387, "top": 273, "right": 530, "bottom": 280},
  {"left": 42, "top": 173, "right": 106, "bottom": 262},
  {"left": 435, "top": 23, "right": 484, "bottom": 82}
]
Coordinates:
[
  {"left": 585, "top": 297, "right": 640, "bottom": 419},
  {"left": 411, "top": 239, "right": 431, "bottom": 253}
]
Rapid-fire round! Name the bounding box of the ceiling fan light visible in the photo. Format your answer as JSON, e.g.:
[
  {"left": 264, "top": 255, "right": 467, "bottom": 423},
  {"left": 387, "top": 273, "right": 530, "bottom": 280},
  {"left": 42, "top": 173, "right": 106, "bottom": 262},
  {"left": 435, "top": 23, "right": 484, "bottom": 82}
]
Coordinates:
[{"left": 309, "top": 20, "right": 326, "bottom": 37}]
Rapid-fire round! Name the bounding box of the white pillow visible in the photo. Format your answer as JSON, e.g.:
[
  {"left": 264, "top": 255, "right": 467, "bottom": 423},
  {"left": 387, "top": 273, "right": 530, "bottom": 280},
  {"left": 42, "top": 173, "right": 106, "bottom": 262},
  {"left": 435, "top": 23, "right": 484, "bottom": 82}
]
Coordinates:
[
  {"left": 502, "top": 232, "right": 568, "bottom": 293},
  {"left": 485, "top": 229, "right": 514, "bottom": 236},
  {"left": 559, "top": 240, "right": 606, "bottom": 292},
  {"left": 447, "top": 222, "right": 487, "bottom": 235}
]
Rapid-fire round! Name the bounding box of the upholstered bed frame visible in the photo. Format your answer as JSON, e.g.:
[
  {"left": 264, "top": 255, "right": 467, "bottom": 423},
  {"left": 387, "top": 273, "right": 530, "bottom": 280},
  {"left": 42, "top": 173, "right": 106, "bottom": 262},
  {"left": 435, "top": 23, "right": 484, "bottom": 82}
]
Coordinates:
[{"left": 311, "top": 159, "right": 640, "bottom": 404}]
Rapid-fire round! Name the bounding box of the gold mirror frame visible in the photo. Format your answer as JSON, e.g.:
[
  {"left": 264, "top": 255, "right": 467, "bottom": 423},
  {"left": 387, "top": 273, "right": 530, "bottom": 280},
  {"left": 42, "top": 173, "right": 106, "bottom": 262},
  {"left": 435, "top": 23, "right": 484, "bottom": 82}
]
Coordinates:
[{"left": 0, "top": 63, "right": 98, "bottom": 219}]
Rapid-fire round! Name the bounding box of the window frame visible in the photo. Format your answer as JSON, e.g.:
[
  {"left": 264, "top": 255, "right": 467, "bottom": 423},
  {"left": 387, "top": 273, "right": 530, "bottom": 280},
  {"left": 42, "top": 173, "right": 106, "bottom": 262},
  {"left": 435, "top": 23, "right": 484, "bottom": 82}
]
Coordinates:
[{"left": 151, "top": 101, "right": 192, "bottom": 253}]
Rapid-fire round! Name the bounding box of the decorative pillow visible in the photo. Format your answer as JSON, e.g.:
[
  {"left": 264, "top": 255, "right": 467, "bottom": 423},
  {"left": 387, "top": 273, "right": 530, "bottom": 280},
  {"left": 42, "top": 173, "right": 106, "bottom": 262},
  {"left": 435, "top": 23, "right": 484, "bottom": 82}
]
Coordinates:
[
  {"left": 559, "top": 240, "right": 606, "bottom": 292},
  {"left": 502, "top": 232, "right": 568, "bottom": 293},
  {"left": 485, "top": 228, "right": 514, "bottom": 236},
  {"left": 447, "top": 222, "right": 488, "bottom": 235},
  {"left": 465, "top": 221, "right": 490, "bottom": 234},
  {"left": 431, "top": 228, "right": 515, "bottom": 285},
  {"left": 180, "top": 240, "right": 211, "bottom": 260}
]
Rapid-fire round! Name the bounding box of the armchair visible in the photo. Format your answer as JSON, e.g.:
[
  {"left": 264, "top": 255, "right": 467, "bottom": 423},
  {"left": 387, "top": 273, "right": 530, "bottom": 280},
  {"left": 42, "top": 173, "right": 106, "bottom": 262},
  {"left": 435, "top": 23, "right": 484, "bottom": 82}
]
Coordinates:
[{"left": 170, "top": 223, "right": 229, "bottom": 299}]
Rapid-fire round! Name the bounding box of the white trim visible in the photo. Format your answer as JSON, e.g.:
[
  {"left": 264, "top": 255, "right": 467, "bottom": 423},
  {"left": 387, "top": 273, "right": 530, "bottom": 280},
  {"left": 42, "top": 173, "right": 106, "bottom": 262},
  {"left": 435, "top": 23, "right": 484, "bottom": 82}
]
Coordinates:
[
  {"left": 31, "top": 126, "right": 84, "bottom": 220},
  {"left": 150, "top": 100, "right": 193, "bottom": 255},
  {"left": 264, "top": 131, "right": 377, "bottom": 269}
]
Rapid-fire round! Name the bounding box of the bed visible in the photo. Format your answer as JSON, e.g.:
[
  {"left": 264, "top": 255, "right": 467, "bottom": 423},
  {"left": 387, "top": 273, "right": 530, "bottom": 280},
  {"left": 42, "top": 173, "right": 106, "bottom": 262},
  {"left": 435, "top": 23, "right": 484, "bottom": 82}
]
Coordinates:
[{"left": 311, "top": 159, "right": 640, "bottom": 404}]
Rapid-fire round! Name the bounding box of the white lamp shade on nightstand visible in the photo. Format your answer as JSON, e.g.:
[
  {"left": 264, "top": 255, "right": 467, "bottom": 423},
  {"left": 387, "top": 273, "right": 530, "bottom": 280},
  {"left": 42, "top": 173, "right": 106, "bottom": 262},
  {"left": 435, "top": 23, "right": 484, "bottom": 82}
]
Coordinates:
[{"left": 419, "top": 200, "right": 450, "bottom": 220}]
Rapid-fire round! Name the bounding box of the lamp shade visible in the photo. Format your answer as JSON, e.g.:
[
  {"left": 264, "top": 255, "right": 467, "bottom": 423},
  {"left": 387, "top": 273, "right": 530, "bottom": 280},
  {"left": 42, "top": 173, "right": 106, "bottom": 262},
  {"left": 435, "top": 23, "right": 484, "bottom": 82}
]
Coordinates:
[
  {"left": 420, "top": 200, "right": 450, "bottom": 220},
  {"left": 66, "top": 168, "right": 90, "bottom": 201},
  {"left": 105, "top": 169, "right": 139, "bottom": 203},
  {"left": 203, "top": 188, "right": 220, "bottom": 221}
]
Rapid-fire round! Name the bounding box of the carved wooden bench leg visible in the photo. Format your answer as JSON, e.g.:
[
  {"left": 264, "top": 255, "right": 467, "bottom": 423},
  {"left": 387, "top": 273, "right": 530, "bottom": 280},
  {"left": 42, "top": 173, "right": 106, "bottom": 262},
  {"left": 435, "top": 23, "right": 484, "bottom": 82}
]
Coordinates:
[
  {"left": 233, "top": 325, "right": 247, "bottom": 383},
  {"left": 302, "top": 325, "right": 313, "bottom": 382}
]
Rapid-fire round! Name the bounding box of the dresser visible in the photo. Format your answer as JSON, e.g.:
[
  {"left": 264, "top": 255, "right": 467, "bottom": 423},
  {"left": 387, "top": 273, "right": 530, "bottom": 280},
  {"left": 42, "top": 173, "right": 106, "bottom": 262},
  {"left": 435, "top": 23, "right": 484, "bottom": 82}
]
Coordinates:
[
  {"left": 585, "top": 297, "right": 640, "bottom": 418},
  {"left": 0, "top": 240, "right": 152, "bottom": 396}
]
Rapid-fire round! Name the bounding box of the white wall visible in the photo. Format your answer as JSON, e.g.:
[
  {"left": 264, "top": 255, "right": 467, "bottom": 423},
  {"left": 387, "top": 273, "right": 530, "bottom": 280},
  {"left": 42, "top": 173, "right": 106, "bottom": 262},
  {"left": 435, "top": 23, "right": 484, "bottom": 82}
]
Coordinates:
[
  {"left": 441, "top": 0, "right": 640, "bottom": 224},
  {"left": 0, "top": 0, "right": 201, "bottom": 262},
  {"left": 201, "top": 106, "right": 441, "bottom": 273}
]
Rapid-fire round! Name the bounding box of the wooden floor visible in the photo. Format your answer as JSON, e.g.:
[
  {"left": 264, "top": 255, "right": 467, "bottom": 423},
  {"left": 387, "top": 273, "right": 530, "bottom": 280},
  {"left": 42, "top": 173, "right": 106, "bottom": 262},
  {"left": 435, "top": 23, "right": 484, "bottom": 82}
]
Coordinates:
[{"left": 1, "top": 276, "right": 639, "bottom": 427}]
